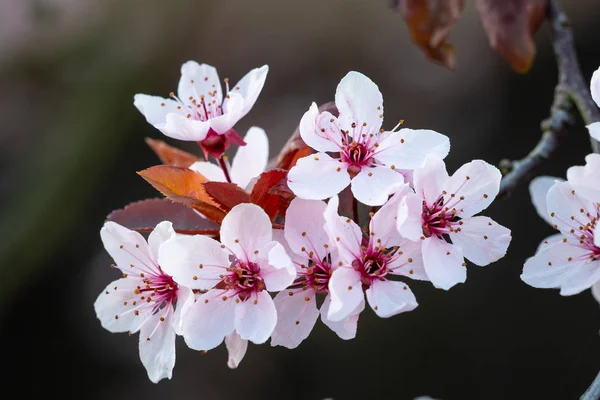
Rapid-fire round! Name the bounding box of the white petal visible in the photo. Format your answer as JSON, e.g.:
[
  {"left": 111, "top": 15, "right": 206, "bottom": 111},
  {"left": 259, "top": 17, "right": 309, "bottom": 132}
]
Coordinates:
[
  {"left": 370, "top": 185, "right": 410, "bottom": 246},
  {"left": 230, "top": 127, "right": 269, "bottom": 188},
  {"left": 94, "top": 277, "right": 144, "bottom": 333},
  {"left": 529, "top": 176, "right": 562, "bottom": 225},
  {"left": 413, "top": 154, "right": 449, "bottom": 207},
  {"left": 189, "top": 161, "right": 227, "bottom": 182},
  {"left": 560, "top": 261, "right": 600, "bottom": 296},
  {"left": 182, "top": 289, "right": 236, "bottom": 351},
  {"left": 449, "top": 216, "right": 511, "bottom": 266},
  {"left": 442, "top": 159, "right": 501, "bottom": 218},
  {"left": 224, "top": 331, "right": 248, "bottom": 369},
  {"left": 422, "top": 237, "right": 466, "bottom": 290},
  {"left": 566, "top": 153, "right": 600, "bottom": 203},
  {"left": 388, "top": 239, "right": 428, "bottom": 281},
  {"left": 587, "top": 122, "right": 600, "bottom": 142},
  {"left": 335, "top": 71, "right": 383, "bottom": 133},
  {"left": 299, "top": 103, "right": 343, "bottom": 153},
  {"left": 259, "top": 241, "right": 296, "bottom": 291},
  {"left": 139, "top": 311, "right": 176, "bottom": 383},
  {"left": 374, "top": 129, "right": 450, "bottom": 169},
  {"left": 235, "top": 291, "right": 277, "bottom": 344},
  {"left": 228, "top": 65, "right": 269, "bottom": 116},
  {"left": 365, "top": 280, "right": 418, "bottom": 318},
  {"left": 158, "top": 235, "right": 229, "bottom": 290},
  {"left": 323, "top": 195, "right": 362, "bottom": 265},
  {"left": 134, "top": 94, "right": 180, "bottom": 128},
  {"left": 592, "top": 282, "right": 600, "bottom": 305},
  {"left": 178, "top": 61, "right": 222, "bottom": 105},
  {"left": 148, "top": 221, "right": 176, "bottom": 261},
  {"left": 320, "top": 294, "right": 364, "bottom": 340},
  {"left": 535, "top": 233, "right": 563, "bottom": 254},
  {"left": 270, "top": 289, "right": 320, "bottom": 349},
  {"left": 285, "top": 198, "right": 331, "bottom": 259},
  {"left": 591, "top": 66, "right": 600, "bottom": 108},
  {"left": 545, "top": 180, "right": 596, "bottom": 236},
  {"left": 396, "top": 191, "right": 424, "bottom": 242},
  {"left": 220, "top": 203, "right": 272, "bottom": 262},
  {"left": 172, "top": 286, "right": 195, "bottom": 336},
  {"left": 327, "top": 267, "right": 364, "bottom": 322},
  {"left": 210, "top": 92, "right": 245, "bottom": 134},
  {"left": 351, "top": 166, "right": 405, "bottom": 206},
  {"left": 162, "top": 112, "right": 212, "bottom": 141},
  {"left": 100, "top": 221, "right": 156, "bottom": 274},
  {"left": 287, "top": 153, "right": 350, "bottom": 200}
]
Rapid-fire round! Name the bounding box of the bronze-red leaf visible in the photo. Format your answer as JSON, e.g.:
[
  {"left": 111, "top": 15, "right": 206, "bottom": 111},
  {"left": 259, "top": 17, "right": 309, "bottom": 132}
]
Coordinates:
[
  {"left": 250, "top": 169, "right": 290, "bottom": 220},
  {"left": 201, "top": 182, "right": 251, "bottom": 211},
  {"left": 145, "top": 137, "right": 199, "bottom": 167}
]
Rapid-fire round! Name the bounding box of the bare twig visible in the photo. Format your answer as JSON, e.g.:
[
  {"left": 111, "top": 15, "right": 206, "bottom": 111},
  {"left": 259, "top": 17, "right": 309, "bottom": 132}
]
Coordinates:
[
  {"left": 581, "top": 370, "right": 600, "bottom": 400},
  {"left": 498, "top": 0, "right": 600, "bottom": 197}
]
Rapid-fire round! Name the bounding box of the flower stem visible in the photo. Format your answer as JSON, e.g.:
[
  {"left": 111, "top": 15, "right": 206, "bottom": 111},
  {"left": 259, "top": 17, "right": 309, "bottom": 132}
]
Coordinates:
[
  {"left": 218, "top": 156, "right": 232, "bottom": 183},
  {"left": 352, "top": 197, "right": 359, "bottom": 225},
  {"left": 582, "top": 370, "right": 600, "bottom": 400}
]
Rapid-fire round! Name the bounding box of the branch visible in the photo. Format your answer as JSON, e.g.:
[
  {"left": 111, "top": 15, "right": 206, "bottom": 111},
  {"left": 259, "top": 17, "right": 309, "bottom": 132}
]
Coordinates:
[
  {"left": 498, "top": 0, "right": 600, "bottom": 197},
  {"left": 581, "top": 371, "right": 600, "bottom": 400}
]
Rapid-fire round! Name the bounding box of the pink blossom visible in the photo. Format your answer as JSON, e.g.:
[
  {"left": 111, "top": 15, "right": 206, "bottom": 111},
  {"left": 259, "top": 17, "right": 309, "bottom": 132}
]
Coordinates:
[
  {"left": 94, "top": 221, "right": 194, "bottom": 383},
  {"left": 287, "top": 71, "right": 450, "bottom": 206},
  {"left": 134, "top": 61, "right": 268, "bottom": 143},
  {"left": 270, "top": 198, "right": 364, "bottom": 349},
  {"left": 588, "top": 67, "right": 600, "bottom": 141},
  {"left": 158, "top": 203, "right": 296, "bottom": 354},
  {"left": 189, "top": 126, "right": 268, "bottom": 189},
  {"left": 323, "top": 188, "right": 426, "bottom": 322},
  {"left": 396, "top": 155, "right": 511, "bottom": 290}
]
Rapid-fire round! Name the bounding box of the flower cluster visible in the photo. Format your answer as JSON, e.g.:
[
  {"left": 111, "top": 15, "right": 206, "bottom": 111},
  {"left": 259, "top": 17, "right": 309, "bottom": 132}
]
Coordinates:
[{"left": 95, "top": 61, "right": 511, "bottom": 382}]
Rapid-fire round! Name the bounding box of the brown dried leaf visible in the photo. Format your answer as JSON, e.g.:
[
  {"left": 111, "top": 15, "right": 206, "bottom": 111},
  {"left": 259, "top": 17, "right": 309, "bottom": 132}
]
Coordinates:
[
  {"left": 393, "top": 0, "right": 465, "bottom": 69},
  {"left": 475, "top": 0, "right": 547, "bottom": 73},
  {"left": 202, "top": 182, "right": 251, "bottom": 211},
  {"left": 145, "top": 137, "right": 199, "bottom": 167}
]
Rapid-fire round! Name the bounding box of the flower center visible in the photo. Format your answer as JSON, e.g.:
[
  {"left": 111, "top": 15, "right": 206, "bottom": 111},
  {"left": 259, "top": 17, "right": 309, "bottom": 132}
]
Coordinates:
[
  {"left": 421, "top": 198, "right": 461, "bottom": 238},
  {"left": 167, "top": 79, "right": 228, "bottom": 122},
  {"left": 221, "top": 262, "right": 265, "bottom": 301},
  {"left": 557, "top": 207, "right": 600, "bottom": 260},
  {"left": 353, "top": 247, "right": 391, "bottom": 284},
  {"left": 134, "top": 270, "right": 179, "bottom": 313}
]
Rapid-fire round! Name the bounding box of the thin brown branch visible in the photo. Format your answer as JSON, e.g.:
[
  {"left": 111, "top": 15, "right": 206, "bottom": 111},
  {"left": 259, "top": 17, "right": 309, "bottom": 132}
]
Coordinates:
[{"left": 498, "top": 0, "right": 600, "bottom": 197}]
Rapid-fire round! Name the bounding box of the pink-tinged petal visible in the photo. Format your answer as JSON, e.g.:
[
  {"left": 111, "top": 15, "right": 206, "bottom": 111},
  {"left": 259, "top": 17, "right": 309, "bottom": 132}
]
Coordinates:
[
  {"left": 182, "top": 289, "right": 236, "bottom": 351},
  {"left": 270, "top": 289, "right": 320, "bottom": 349},
  {"left": 521, "top": 240, "right": 594, "bottom": 291},
  {"left": 210, "top": 92, "right": 245, "bottom": 134},
  {"left": 172, "top": 286, "right": 194, "bottom": 336},
  {"left": 228, "top": 65, "right": 269, "bottom": 116},
  {"left": 335, "top": 71, "right": 383, "bottom": 133},
  {"left": 536, "top": 233, "right": 563, "bottom": 254},
  {"left": 442, "top": 160, "right": 501, "bottom": 218},
  {"left": 587, "top": 122, "right": 600, "bottom": 142},
  {"left": 546, "top": 180, "right": 596, "bottom": 236},
  {"left": 413, "top": 154, "right": 449, "bottom": 207},
  {"left": 235, "top": 291, "right": 277, "bottom": 344},
  {"left": 258, "top": 241, "right": 296, "bottom": 291},
  {"left": 162, "top": 113, "right": 212, "bottom": 141},
  {"left": 230, "top": 127, "right": 269, "bottom": 188},
  {"left": 323, "top": 195, "right": 362, "bottom": 265},
  {"left": 592, "top": 282, "right": 600, "bottom": 305},
  {"left": 327, "top": 267, "right": 364, "bottom": 321},
  {"left": 365, "top": 280, "right": 418, "bottom": 318},
  {"left": 320, "top": 294, "right": 364, "bottom": 340},
  {"left": 560, "top": 261, "right": 600, "bottom": 296},
  {"left": 566, "top": 153, "right": 600, "bottom": 203},
  {"left": 189, "top": 161, "right": 227, "bottom": 182},
  {"left": 220, "top": 203, "right": 272, "bottom": 262},
  {"left": 388, "top": 239, "right": 428, "bottom": 281},
  {"left": 396, "top": 191, "right": 424, "bottom": 242},
  {"left": 224, "top": 331, "right": 248, "bottom": 369},
  {"left": 100, "top": 221, "right": 156, "bottom": 274},
  {"left": 288, "top": 153, "right": 350, "bottom": 200},
  {"left": 449, "top": 216, "right": 511, "bottom": 267},
  {"left": 158, "top": 235, "right": 229, "bottom": 290},
  {"left": 374, "top": 129, "right": 450, "bottom": 170},
  {"left": 299, "top": 103, "right": 342, "bottom": 153},
  {"left": 370, "top": 185, "right": 410, "bottom": 246},
  {"left": 133, "top": 94, "right": 180, "bottom": 128},
  {"left": 351, "top": 166, "right": 405, "bottom": 206},
  {"left": 94, "top": 277, "right": 145, "bottom": 333},
  {"left": 138, "top": 311, "right": 176, "bottom": 383},
  {"left": 595, "top": 233, "right": 600, "bottom": 249},
  {"left": 285, "top": 198, "right": 330, "bottom": 259},
  {"left": 178, "top": 61, "right": 222, "bottom": 105},
  {"left": 591, "top": 66, "right": 600, "bottom": 108},
  {"left": 422, "top": 237, "right": 466, "bottom": 290},
  {"left": 148, "top": 221, "right": 176, "bottom": 261},
  {"left": 529, "top": 176, "right": 562, "bottom": 226}
]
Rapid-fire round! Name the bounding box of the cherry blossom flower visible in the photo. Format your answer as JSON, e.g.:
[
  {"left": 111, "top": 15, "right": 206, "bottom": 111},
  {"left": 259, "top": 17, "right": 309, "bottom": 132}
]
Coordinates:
[
  {"left": 270, "top": 198, "right": 364, "bottom": 349},
  {"left": 134, "top": 61, "right": 268, "bottom": 146},
  {"left": 588, "top": 66, "right": 600, "bottom": 141},
  {"left": 396, "top": 155, "right": 511, "bottom": 290},
  {"left": 188, "top": 126, "right": 268, "bottom": 189},
  {"left": 287, "top": 71, "right": 450, "bottom": 206},
  {"left": 323, "top": 188, "right": 426, "bottom": 322},
  {"left": 94, "top": 221, "right": 194, "bottom": 383},
  {"left": 158, "top": 203, "right": 296, "bottom": 354}
]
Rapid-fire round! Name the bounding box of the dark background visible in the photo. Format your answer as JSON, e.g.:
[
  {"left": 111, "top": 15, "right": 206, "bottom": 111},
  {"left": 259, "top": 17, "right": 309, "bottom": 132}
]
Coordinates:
[{"left": 1, "top": 1, "right": 600, "bottom": 399}]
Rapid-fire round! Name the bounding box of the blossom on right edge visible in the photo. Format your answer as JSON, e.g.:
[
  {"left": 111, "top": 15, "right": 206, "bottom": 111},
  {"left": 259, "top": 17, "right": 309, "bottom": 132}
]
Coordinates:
[
  {"left": 396, "top": 154, "right": 511, "bottom": 290},
  {"left": 588, "top": 66, "right": 600, "bottom": 141}
]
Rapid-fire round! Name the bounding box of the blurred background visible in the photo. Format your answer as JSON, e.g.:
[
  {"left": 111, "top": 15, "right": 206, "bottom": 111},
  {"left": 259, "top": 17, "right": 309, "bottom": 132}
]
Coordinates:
[{"left": 1, "top": 0, "right": 600, "bottom": 399}]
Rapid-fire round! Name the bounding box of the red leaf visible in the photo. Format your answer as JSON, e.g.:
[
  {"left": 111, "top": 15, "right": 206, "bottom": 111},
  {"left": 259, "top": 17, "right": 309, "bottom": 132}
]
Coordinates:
[
  {"left": 393, "top": 0, "right": 465, "bottom": 69},
  {"left": 137, "top": 165, "right": 226, "bottom": 223},
  {"left": 201, "top": 182, "right": 251, "bottom": 211},
  {"left": 107, "top": 198, "right": 219, "bottom": 235},
  {"left": 475, "top": 0, "right": 547, "bottom": 73},
  {"left": 145, "top": 138, "right": 199, "bottom": 167},
  {"left": 250, "top": 169, "right": 290, "bottom": 220}
]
